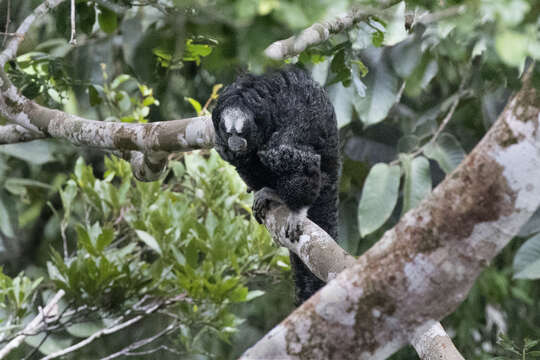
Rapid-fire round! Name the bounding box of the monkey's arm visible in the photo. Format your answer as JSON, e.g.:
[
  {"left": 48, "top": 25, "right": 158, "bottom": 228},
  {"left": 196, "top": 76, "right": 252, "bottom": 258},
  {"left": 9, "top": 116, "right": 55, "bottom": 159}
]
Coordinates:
[{"left": 257, "top": 144, "right": 321, "bottom": 211}]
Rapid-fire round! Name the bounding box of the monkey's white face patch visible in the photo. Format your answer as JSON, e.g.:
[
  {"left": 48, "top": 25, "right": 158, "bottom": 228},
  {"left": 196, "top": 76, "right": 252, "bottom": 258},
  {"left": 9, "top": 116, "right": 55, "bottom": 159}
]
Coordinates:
[{"left": 222, "top": 107, "right": 249, "bottom": 134}]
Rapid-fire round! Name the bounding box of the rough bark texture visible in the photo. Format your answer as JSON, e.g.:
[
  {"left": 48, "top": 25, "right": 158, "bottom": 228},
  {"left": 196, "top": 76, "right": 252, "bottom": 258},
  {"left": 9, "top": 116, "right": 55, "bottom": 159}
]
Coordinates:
[
  {"left": 263, "top": 203, "right": 356, "bottom": 282},
  {"left": 240, "top": 75, "right": 540, "bottom": 360},
  {"left": 411, "top": 322, "right": 465, "bottom": 360},
  {"left": 0, "top": 124, "right": 45, "bottom": 144}
]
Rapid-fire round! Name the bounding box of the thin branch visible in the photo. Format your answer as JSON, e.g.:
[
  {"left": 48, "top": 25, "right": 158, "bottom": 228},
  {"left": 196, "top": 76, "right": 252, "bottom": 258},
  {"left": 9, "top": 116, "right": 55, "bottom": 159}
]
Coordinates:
[
  {"left": 411, "top": 322, "right": 465, "bottom": 360},
  {"left": 0, "top": 290, "right": 65, "bottom": 359},
  {"left": 69, "top": 0, "right": 77, "bottom": 45},
  {"left": 2, "top": 0, "right": 11, "bottom": 47},
  {"left": 264, "top": 7, "right": 372, "bottom": 60},
  {"left": 39, "top": 295, "right": 186, "bottom": 360},
  {"left": 39, "top": 315, "right": 144, "bottom": 360},
  {"left": 0, "top": 124, "right": 45, "bottom": 144},
  {"left": 100, "top": 321, "right": 179, "bottom": 360}
]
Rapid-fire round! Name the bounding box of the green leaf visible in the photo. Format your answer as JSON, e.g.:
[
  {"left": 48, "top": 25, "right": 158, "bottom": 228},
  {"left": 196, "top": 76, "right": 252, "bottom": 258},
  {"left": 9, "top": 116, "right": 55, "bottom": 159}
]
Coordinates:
[
  {"left": 495, "top": 31, "right": 528, "bottom": 67},
  {"left": 88, "top": 85, "right": 102, "bottom": 106},
  {"left": 183, "top": 39, "right": 214, "bottom": 65},
  {"left": 358, "top": 163, "right": 400, "bottom": 237},
  {"left": 327, "top": 82, "right": 355, "bottom": 128},
  {"left": 98, "top": 6, "right": 118, "bottom": 34},
  {"left": 185, "top": 97, "right": 202, "bottom": 116},
  {"left": 135, "top": 230, "right": 162, "bottom": 256},
  {"left": 401, "top": 155, "right": 432, "bottom": 215},
  {"left": 66, "top": 320, "right": 104, "bottom": 338},
  {"left": 423, "top": 133, "right": 465, "bottom": 174},
  {"left": 24, "top": 333, "right": 73, "bottom": 355},
  {"left": 514, "top": 233, "right": 540, "bottom": 279},
  {"left": 111, "top": 74, "right": 131, "bottom": 89},
  {"left": 0, "top": 196, "right": 15, "bottom": 237},
  {"left": 381, "top": 1, "right": 408, "bottom": 46},
  {"left": 0, "top": 141, "right": 56, "bottom": 165},
  {"left": 246, "top": 290, "right": 265, "bottom": 301},
  {"left": 354, "top": 48, "right": 399, "bottom": 127}
]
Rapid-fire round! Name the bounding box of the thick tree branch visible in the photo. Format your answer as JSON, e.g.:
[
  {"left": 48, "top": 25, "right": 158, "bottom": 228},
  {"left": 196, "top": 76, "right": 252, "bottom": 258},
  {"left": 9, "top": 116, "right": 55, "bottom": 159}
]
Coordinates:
[
  {"left": 0, "top": 0, "right": 213, "bottom": 181},
  {"left": 240, "top": 72, "right": 540, "bottom": 359}
]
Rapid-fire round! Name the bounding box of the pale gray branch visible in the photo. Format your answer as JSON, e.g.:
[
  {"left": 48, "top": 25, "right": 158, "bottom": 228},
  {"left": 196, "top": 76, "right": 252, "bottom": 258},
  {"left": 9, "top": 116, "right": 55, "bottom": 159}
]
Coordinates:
[
  {"left": 264, "top": 7, "right": 370, "bottom": 60},
  {"left": 261, "top": 203, "right": 355, "bottom": 282},
  {"left": 0, "top": 290, "right": 65, "bottom": 359},
  {"left": 0, "top": 124, "right": 45, "bottom": 144},
  {"left": 411, "top": 322, "right": 465, "bottom": 360},
  {"left": 40, "top": 315, "right": 144, "bottom": 360}
]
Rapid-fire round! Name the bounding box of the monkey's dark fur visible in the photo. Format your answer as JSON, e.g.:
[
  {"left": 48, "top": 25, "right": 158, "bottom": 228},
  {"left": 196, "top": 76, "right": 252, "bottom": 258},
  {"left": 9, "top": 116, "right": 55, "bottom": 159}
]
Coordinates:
[{"left": 212, "top": 68, "right": 339, "bottom": 304}]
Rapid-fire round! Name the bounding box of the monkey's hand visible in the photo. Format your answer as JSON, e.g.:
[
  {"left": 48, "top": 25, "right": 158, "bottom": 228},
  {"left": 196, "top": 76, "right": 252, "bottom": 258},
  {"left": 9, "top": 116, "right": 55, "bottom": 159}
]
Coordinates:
[
  {"left": 253, "top": 187, "right": 308, "bottom": 243},
  {"left": 253, "top": 187, "right": 283, "bottom": 224}
]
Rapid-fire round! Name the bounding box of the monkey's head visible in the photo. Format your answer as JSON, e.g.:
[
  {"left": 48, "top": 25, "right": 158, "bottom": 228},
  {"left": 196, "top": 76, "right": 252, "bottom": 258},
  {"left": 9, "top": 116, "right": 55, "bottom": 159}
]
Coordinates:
[{"left": 213, "top": 105, "right": 259, "bottom": 157}]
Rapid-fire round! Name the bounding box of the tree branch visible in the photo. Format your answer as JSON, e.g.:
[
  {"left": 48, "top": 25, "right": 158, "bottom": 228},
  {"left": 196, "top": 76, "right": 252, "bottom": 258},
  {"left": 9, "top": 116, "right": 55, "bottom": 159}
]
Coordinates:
[
  {"left": 240, "top": 70, "right": 540, "bottom": 359},
  {"left": 264, "top": 7, "right": 371, "bottom": 60},
  {"left": 0, "top": 290, "right": 65, "bottom": 359},
  {"left": 411, "top": 322, "right": 465, "bottom": 360},
  {"left": 0, "top": 124, "right": 45, "bottom": 144}
]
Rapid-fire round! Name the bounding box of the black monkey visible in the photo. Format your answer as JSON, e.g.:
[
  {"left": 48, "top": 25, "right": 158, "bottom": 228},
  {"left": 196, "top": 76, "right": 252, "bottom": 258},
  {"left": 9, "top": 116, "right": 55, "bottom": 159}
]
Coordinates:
[{"left": 212, "top": 68, "right": 340, "bottom": 304}]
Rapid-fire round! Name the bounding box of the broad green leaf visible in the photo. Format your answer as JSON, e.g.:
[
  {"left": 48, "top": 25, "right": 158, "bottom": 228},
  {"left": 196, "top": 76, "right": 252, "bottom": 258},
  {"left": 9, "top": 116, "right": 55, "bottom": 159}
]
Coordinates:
[
  {"left": 327, "top": 82, "right": 355, "bottom": 128},
  {"left": 495, "top": 31, "right": 528, "bottom": 67},
  {"left": 519, "top": 206, "right": 540, "bottom": 237},
  {"left": 354, "top": 48, "right": 399, "bottom": 127},
  {"left": 98, "top": 6, "right": 118, "bottom": 34},
  {"left": 25, "top": 333, "right": 73, "bottom": 355},
  {"left": 382, "top": 1, "right": 408, "bottom": 46},
  {"left": 401, "top": 155, "right": 432, "bottom": 215},
  {"left": 0, "top": 196, "right": 14, "bottom": 237},
  {"left": 66, "top": 320, "right": 104, "bottom": 338},
  {"left": 135, "top": 230, "right": 162, "bottom": 256},
  {"left": 514, "top": 233, "right": 540, "bottom": 279},
  {"left": 358, "top": 163, "right": 400, "bottom": 237},
  {"left": 0, "top": 141, "right": 55, "bottom": 165},
  {"left": 423, "top": 133, "right": 465, "bottom": 174}
]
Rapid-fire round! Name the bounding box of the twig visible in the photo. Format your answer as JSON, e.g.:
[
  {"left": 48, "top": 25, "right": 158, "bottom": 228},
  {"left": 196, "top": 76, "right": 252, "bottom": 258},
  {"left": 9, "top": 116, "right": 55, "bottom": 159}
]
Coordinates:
[
  {"left": 389, "top": 78, "right": 470, "bottom": 166},
  {"left": 0, "top": 124, "right": 45, "bottom": 144},
  {"left": 40, "top": 315, "right": 144, "bottom": 360},
  {"left": 0, "top": 290, "right": 65, "bottom": 359},
  {"left": 411, "top": 322, "right": 465, "bottom": 360},
  {"left": 69, "top": 0, "right": 77, "bottom": 45},
  {"left": 2, "top": 0, "right": 11, "bottom": 47},
  {"left": 39, "top": 295, "right": 186, "bottom": 360},
  {"left": 99, "top": 321, "right": 179, "bottom": 360}
]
